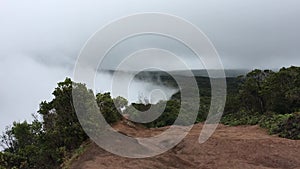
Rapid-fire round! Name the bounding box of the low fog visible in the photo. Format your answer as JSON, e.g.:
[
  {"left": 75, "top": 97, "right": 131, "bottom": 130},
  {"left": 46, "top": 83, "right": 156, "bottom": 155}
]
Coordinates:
[{"left": 95, "top": 71, "right": 178, "bottom": 104}]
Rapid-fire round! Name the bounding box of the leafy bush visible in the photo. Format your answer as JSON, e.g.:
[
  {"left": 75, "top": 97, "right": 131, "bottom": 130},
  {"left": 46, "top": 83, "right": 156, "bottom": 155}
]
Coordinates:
[
  {"left": 143, "top": 100, "right": 180, "bottom": 128},
  {"left": 221, "top": 110, "right": 261, "bottom": 126},
  {"left": 275, "top": 112, "right": 300, "bottom": 139},
  {"left": 259, "top": 112, "right": 300, "bottom": 139},
  {"left": 259, "top": 113, "right": 292, "bottom": 134},
  {"left": 96, "top": 93, "right": 124, "bottom": 124},
  {"left": 0, "top": 151, "right": 27, "bottom": 169}
]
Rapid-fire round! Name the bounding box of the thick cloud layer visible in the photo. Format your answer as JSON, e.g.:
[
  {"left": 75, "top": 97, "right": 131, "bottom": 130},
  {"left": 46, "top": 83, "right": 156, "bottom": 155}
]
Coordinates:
[{"left": 1, "top": 0, "right": 300, "bottom": 132}]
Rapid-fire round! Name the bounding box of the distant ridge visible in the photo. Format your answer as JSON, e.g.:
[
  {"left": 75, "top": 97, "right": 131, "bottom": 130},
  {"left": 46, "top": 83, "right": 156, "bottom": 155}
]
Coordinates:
[{"left": 100, "top": 69, "right": 249, "bottom": 78}]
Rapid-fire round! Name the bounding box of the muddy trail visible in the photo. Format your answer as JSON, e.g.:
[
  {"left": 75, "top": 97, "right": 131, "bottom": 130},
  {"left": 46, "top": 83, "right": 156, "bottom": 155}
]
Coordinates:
[{"left": 70, "top": 121, "right": 300, "bottom": 169}]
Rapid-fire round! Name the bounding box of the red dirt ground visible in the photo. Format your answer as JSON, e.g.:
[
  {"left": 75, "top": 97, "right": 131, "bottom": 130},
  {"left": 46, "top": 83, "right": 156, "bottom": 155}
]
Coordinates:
[{"left": 70, "top": 121, "right": 300, "bottom": 169}]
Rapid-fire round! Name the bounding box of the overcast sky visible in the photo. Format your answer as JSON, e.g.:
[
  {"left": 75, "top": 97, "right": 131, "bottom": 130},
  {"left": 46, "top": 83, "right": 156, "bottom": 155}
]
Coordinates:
[{"left": 1, "top": 0, "right": 300, "bottom": 131}]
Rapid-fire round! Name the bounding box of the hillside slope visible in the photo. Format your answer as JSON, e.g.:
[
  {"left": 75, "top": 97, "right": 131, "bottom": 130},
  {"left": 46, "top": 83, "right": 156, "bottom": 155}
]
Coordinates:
[{"left": 70, "top": 122, "right": 300, "bottom": 169}]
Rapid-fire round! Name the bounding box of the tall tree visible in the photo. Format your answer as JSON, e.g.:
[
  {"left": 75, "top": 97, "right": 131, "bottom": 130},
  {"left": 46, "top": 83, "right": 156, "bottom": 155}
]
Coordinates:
[{"left": 239, "top": 69, "right": 273, "bottom": 113}]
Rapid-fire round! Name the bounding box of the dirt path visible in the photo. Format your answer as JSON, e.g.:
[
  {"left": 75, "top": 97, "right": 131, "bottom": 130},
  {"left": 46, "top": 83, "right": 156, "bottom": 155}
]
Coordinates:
[{"left": 70, "top": 122, "right": 300, "bottom": 169}]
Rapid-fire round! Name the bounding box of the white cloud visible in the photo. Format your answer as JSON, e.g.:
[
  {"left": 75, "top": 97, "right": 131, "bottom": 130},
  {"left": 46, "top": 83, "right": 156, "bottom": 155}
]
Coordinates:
[{"left": 0, "top": 0, "right": 300, "bottom": 132}]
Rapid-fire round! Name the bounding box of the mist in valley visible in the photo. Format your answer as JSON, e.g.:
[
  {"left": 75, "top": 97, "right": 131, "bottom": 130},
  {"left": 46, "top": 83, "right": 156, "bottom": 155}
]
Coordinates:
[{"left": 95, "top": 71, "right": 178, "bottom": 104}]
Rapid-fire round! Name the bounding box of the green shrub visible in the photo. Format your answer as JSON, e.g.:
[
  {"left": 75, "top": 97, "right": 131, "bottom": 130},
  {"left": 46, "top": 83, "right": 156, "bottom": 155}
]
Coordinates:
[
  {"left": 221, "top": 110, "right": 261, "bottom": 126},
  {"left": 276, "top": 112, "right": 300, "bottom": 139},
  {"left": 259, "top": 112, "right": 300, "bottom": 140},
  {"left": 0, "top": 152, "right": 27, "bottom": 169},
  {"left": 221, "top": 111, "right": 300, "bottom": 140},
  {"left": 259, "top": 113, "right": 292, "bottom": 134}
]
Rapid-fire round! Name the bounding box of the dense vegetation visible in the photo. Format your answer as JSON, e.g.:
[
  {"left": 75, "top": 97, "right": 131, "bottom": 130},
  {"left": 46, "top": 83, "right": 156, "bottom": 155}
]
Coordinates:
[
  {"left": 0, "top": 78, "right": 123, "bottom": 169},
  {"left": 222, "top": 66, "right": 300, "bottom": 139},
  {"left": 1, "top": 66, "right": 300, "bottom": 168}
]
